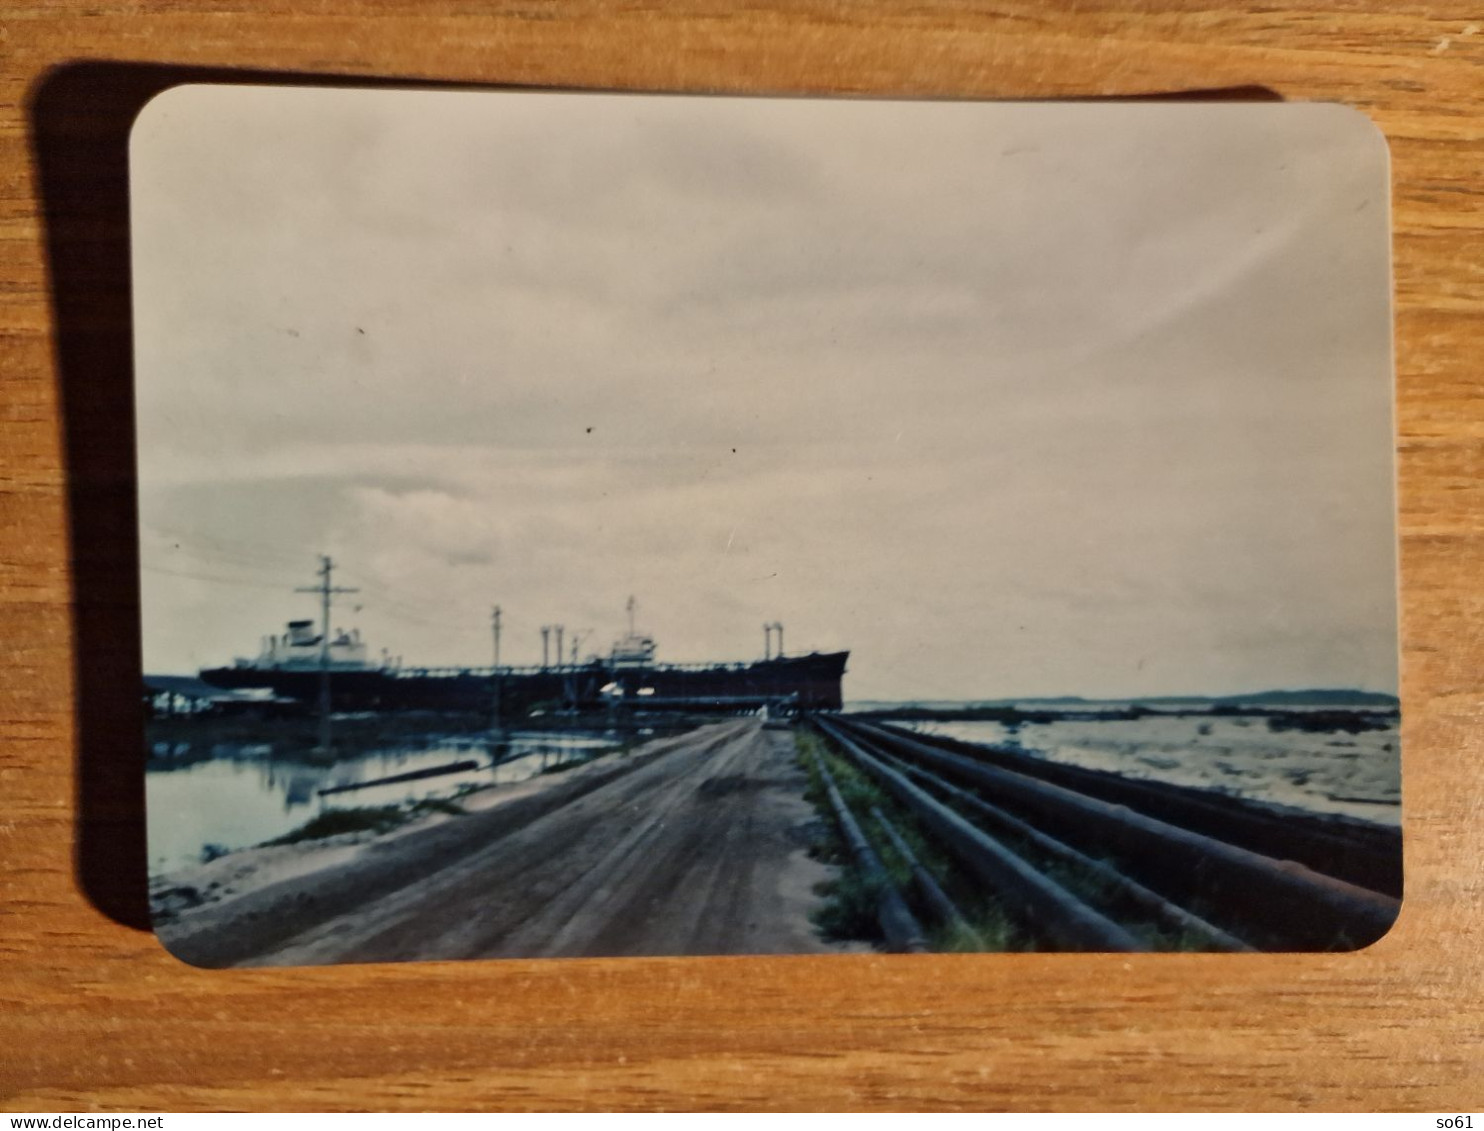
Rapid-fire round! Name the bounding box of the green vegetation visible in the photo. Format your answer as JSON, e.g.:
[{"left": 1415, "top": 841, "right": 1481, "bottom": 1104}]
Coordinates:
[
  {"left": 536, "top": 743, "right": 623, "bottom": 776},
  {"left": 796, "top": 725, "right": 1237, "bottom": 953},
  {"left": 260, "top": 796, "right": 466, "bottom": 848},
  {"left": 262, "top": 805, "right": 409, "bottom": 845},
  {"left": 810, "top": 869, "right": 891, "bottom": 942},
  {"left": 413, "top": 796, "right": 467, "bottom": 817},
  {"left": 795, "top": 728, "right": 1021, "bottom": 952}
]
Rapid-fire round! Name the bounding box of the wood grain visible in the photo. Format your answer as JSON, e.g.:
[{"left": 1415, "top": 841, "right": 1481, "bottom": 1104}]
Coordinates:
[{"left": 2, "top": 1, "right": 1481, "bottom": 1111}]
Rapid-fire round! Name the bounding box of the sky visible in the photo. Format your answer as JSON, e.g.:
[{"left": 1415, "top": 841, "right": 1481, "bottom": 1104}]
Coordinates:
[{"left": 130, "top": 88, "right": 1398, "bottom": 701}]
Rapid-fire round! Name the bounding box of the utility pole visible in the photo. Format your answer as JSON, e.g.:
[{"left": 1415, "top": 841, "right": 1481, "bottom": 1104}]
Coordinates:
[
  {"left": 764, "top": 622, "right": 773, "bottom": 661},
  {"left": 296, "top": 555, "right": 358, "bottom": 755},
  {"left": 774, "top": 621, "right": 785, "bottom": 658},
  {"left": 554, "top": 624, "right": 564, "bottom": 673},
  {"left": 491, "top": 605, "right": 503, "bottom": 736},
  {"left": 541, "top": 625, "right": 550, "bottom": 669}
]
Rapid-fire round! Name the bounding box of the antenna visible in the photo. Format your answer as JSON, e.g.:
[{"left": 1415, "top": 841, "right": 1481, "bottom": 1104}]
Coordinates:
[{"left": 570, "top": 628, "right": 592, "bottom": 665}]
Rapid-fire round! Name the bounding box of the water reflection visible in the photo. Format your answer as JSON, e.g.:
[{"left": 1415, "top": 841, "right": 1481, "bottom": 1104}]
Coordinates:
[{"left": 146, "top": 729, "right": 623, "bottom": 875}]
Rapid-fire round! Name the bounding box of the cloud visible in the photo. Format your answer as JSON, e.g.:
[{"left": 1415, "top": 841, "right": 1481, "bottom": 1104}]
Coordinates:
[{"left": 133, "top": 92, "right": 1398, "bottom": 697}]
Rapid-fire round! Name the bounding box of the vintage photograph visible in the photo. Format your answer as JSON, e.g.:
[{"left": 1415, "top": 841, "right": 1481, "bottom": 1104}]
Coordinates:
[{"left": 131, "top": 87, "right": 1401, "bottom": 965}]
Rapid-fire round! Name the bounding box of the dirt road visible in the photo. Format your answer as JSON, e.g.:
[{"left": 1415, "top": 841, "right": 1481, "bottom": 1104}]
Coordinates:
[{"left": 159, "top": 719, "right": 846, "bottom": 966}]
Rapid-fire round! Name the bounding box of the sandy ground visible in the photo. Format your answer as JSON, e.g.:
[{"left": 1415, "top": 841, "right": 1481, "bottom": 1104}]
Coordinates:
[{"left": 156, "top": 719, "right": 846, "bottom": 967}]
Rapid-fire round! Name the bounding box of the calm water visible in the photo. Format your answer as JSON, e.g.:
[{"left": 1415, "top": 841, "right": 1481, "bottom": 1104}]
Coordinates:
[{"left": 146, "top": 730, "right": 623, "bottom": 874}]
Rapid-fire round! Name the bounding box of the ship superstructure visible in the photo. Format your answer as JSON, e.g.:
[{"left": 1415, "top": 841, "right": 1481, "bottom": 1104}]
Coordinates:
[
  {"left": 610, "top": 596, "right": 657, "bottom": 669},
  {"left": 248, "top": 620, "right": 375, "bottom": 672}
]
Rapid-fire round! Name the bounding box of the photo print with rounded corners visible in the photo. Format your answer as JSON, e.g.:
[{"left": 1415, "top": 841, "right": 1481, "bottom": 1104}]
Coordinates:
[{"left": 131, "top": 86, "right": 1401, "bottom": 967}]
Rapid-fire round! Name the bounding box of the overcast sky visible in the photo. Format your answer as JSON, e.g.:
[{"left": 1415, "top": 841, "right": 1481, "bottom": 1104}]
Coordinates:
[{"left": 131, "top": 88, "right": 1397, "bottom": 700}]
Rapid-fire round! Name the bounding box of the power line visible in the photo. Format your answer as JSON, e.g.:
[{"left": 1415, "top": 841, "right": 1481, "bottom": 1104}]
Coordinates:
[
  {"left": 140, "top": 564, "right": 292, "bottom": 590},
  {"left": 143, "top": 529, "right": 324, "bottom": 576},
  {"left": 146, "top": 523, "right": 328, "bottom": 564},
  {"left": 143, "top": 539, "right": 475, "bottom": 631}
]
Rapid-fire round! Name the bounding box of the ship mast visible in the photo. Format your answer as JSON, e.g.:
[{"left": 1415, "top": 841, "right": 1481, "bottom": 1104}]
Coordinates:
[
  {"left": 490, "top": 605, "right": 503, "bottom": 737},
  {"left": 296, "top": 555, "right": 358, "bottom": 755}
]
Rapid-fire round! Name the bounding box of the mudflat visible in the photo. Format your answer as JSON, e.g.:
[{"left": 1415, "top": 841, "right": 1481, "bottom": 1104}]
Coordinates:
[{"left": 158, "top": 719, "right": 845, "bottom": 966}]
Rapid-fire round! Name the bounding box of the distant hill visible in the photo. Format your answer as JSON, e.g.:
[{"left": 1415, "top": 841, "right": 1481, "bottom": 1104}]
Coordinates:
[{"left": 1210, "top": 689, "right": 1400, "bottom": 708}]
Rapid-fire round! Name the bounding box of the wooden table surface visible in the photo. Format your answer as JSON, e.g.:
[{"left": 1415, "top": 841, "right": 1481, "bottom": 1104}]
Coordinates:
[{"left": 2, "top": 0, "right": 1481, "bottom": 1112}]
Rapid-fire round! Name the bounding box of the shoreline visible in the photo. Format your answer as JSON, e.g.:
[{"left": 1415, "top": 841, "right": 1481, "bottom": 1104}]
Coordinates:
[
  {"left": 148, "top": 738, "right": 648, "bottom": 927},
  {"left": 151, "top": 721, "right": 851, "bottom": 966}
]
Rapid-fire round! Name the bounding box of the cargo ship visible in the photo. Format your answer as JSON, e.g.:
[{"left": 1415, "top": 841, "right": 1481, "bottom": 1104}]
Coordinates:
[{"left": 199, "top": 599, "right": 847, "bottom": 716}]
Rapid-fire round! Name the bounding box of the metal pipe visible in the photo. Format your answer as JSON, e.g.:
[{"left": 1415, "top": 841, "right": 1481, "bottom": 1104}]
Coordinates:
[
  {"left": 873, "top": 750, "right": 1253, "bottom": 952},
  {"left": 816, "top": 718, "right": 1141, "bottom": 951},
  {"left": 841, "top": 718, "right": 1399, "bottom": 949},
  {"left": 870, "top": 805, "right": 985, "bottom": 949},
  {"left": 872, "top": 720, "right": 1401, "bottom": 898},
  {"left": 808, "top": 751, "right": 927, "bottom": 953}
]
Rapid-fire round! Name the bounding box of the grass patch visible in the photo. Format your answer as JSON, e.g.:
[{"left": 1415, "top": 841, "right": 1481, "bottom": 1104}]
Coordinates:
[
  {"left": 796, "top": 726, "right": 1026, "bottom": 952},
  {"left": 884, "top": 756, "right": 1227, "bottom": 952},
  {"left": 813, "top": 726, "right": 1287, "bottom": 953},
  {"left": 537, "top": 743, "right": 621, "bottom": 776},
  {"left": 261, "top": 795, "right": 467, "bottom": 847},
  {"left": 411, "top": 796, "right": 466, "bottom": 817},
  {"left": 796, "top": 729, "right": 885, "bottom": 945},
  {"left": 811, "top": 870, "right": 890, "bottom": 943},
  {"left": 262, "top": 805, "right": 408, "bottom": 846}
]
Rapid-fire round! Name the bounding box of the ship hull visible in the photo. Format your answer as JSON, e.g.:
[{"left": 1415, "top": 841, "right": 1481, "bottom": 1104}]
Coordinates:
[{"left": 200, "top": 651, "right": 848, "bottom": 716}]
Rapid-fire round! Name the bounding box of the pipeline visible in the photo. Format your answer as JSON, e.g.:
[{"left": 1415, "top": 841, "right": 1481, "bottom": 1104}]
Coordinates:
[
  {"left": 870, "top": 805, "right": 986, "bottom": 949},
  {"left": 870, "top": 747, "right": 1253, "bottom": 952},
  {"left": 840, "top": 718, "right": 1399, "bottom": 950},
  {"left": 871, "top": 719, "right": 1401, "bottom": 898},
  {"left": 815, "top": 717, "right": 1141, "bottom": 952},
  {"left": 807, "top": 750, "right": 928, "bottom": 953}
]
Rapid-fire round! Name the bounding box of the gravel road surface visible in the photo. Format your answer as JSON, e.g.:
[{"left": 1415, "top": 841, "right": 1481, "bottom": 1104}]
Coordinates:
[{"left": 159, "top": 719, "right": 843, "bottom": 966}]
